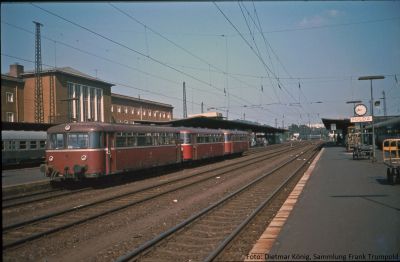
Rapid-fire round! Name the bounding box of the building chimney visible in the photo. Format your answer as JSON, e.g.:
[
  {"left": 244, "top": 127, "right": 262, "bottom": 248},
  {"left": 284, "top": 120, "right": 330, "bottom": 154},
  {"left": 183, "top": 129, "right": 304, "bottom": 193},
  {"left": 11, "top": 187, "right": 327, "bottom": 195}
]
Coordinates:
[{"left": 9, "top": 63, "right": 24, "bottom": 77}]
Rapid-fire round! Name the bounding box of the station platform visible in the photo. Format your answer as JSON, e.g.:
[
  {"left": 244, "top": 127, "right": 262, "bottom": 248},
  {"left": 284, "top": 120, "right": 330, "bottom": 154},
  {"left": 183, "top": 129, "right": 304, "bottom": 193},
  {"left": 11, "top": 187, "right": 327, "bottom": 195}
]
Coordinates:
[{"left": 248, "top": 145, "right": 400, "bottom": 261}]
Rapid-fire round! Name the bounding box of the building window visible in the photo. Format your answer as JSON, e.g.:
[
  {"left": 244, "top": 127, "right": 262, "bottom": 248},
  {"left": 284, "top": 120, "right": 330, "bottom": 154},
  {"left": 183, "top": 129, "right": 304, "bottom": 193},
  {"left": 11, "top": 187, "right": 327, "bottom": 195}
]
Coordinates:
[
  {"left": 124, "top": 107, "right": 128, "bottom": 114},
  {"left": 68, "top": 82, "right": 103, "bottom": 122},
  {"left": 96, "top": 89, "right": 103, "bottom": 122},
  {"left": 6, "top": 92, "right": 14, "bottom": 103},
  {"left": 67, "top": 83, "right": 74, "bottom": 122},
  {"left": 75, "top": 85, "right": 81, "bottom": 122},
  {"left": 131, "top": 109, "right": 134, "bottom": 115},
  {"left": 89, "top": 88, "right": 95, "bottom": 121},
  {"left": 83, "top": 86, "right": 88, "bottom": 121},
  {"left": 111, "top": 105, "right": 114, "bottom": 112},
  {"left": 117, "top": 106, "right": 121, "bottom": 113},
  {"left": 6, "top": 112, "right": 14, "bottom": 122}
]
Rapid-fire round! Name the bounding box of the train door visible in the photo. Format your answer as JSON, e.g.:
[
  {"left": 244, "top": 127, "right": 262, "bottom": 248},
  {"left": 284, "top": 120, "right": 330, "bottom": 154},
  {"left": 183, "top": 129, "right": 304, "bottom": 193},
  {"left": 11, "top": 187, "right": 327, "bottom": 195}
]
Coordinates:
[
  {"left": 193, "top": 134, "right": 198, "bottom": 160},
  {"left": 175, "top": 132, "right": 182, "bottom": 163},
  {"left": 105, "top": 132, "right": 113, "bottom": 175}
]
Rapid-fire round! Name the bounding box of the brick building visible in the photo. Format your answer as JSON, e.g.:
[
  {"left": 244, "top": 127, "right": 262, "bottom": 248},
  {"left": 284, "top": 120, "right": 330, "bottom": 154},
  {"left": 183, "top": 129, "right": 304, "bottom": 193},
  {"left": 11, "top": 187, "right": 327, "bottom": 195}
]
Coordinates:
[
  {"left": 20, "top": 66, "right": 113, "bottom": 124},
  {"left": 1, "top": 63, "right": 173, "bottom": 125},
  {"left": 1, "top": 64, "right": 25, "bottom": 122},
  {"left": 111, "top": 93, "right": 173, "bottom": 124}
]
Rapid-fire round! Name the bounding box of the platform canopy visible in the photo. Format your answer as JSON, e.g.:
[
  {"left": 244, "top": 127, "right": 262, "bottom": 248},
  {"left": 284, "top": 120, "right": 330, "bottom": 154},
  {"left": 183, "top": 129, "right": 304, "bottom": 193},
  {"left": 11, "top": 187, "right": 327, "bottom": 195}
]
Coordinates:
[
  {"left": 165, "top": 117, "right": 286, "bottom": 133},
  {"left": 321, "top": 118, "right": 353, "bottom": 131}
]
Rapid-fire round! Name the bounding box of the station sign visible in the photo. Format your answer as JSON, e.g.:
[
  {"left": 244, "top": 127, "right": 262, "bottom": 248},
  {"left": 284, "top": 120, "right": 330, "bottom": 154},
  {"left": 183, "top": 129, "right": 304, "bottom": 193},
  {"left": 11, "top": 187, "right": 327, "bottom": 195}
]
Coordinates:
[{"left": 350, "top": 116, "right": 373, "bottom": 123}]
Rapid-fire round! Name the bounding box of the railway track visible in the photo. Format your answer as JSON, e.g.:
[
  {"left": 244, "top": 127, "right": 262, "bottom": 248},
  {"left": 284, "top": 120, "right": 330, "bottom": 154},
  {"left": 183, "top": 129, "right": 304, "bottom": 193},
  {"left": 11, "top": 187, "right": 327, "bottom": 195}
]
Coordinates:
[
  {"left": 2, "top": 187, "right": 90, "bottom": 209},
  {"left": 115, "top": 143, "right": 321, "bottom": 262},
  {"left": 2, "top": 142, "right": 308, "bottom": 250},
  {"left": 2, "top": 143, "right": 288, "bottom": 210}
]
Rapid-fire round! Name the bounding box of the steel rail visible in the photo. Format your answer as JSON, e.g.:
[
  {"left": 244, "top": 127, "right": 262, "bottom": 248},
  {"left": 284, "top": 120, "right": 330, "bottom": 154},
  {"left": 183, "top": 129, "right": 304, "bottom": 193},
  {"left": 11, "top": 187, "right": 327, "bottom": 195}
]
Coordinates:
[
  {"left": 204, "top": 145, "right": 321, "bottom": 262},
  {"left": 3, "top": 143, "right": 300, "bottom": 230},
  {"left": 2, "top": 188, "right": 90, "bottom": 209},
  {"left": 115, "top": 144, "right": 318, "bottom": 262},
  {"left": 2, "top": 144, "right": 304, "bottom": 249}
]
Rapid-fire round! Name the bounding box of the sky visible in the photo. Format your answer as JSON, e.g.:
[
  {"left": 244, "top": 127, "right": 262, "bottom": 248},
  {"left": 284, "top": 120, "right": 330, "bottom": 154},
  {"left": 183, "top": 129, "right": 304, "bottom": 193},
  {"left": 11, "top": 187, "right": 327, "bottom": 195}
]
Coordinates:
[{"left": 1, "top": 1, "right": 400, "bottom": 127}]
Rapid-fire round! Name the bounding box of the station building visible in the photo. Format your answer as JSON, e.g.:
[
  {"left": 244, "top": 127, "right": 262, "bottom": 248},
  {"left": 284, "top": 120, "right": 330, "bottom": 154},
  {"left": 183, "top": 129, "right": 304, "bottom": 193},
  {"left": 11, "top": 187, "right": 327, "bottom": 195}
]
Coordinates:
[
  {"left": 1, "top": 63, "right": 173, "bottom": 125},
  {"left": 111, "top": 93, "right": 173, "bottom": 124}
]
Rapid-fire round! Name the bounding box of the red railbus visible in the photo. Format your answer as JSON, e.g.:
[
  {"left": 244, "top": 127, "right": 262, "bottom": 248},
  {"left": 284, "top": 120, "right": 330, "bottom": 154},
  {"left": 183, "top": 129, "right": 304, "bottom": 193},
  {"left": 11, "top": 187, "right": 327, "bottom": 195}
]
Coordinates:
[{"left": 42, "top": 123, "right": 249, "bottom": 180}]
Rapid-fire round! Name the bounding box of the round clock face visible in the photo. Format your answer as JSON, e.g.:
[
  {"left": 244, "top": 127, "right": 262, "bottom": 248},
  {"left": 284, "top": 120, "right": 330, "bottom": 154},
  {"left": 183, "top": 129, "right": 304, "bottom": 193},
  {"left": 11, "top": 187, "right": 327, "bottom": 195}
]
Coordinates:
[{"left": 355, "top": 104, "right": 367, "bottom": 116}]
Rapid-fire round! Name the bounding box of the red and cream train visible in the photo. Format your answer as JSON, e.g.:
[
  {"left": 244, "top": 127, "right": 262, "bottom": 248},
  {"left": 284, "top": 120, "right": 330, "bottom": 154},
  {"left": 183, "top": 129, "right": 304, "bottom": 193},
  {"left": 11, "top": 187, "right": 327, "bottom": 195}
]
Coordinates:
[{"left": 42, "top": 122, "right": 250, "bottom": 180}]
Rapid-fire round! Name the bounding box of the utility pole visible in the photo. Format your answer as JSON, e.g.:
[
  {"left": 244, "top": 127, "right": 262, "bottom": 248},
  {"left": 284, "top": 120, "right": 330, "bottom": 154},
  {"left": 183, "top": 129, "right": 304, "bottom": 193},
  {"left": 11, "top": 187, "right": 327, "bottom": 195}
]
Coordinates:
[
  {"left": 358, "top": 75, "right": 385, "bottom": 162},
  {"left": 382, "top": 91, "right": 387, "bottom": 116},
  {"left": 49, "top": 75, "right": 55, "bottom": 123},
  {"left": 275, "top": 118, "right": 278, "bottom": 128},
  {"left": 183, "top": 81, "right": 187, "bottom": 118},
  {"left": 34, "top": 21, "right": 44, "bottom": 123},
  {"left": 201, "top": 102, "right": 204, "bottom": 113}
]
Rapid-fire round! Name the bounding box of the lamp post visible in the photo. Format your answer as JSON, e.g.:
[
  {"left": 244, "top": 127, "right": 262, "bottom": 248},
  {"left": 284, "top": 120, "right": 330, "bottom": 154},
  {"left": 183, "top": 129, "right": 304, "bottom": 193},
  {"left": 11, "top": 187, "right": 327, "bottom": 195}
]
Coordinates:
[{"left": 358, "top": 75, "right": 385, "bottom": 162}]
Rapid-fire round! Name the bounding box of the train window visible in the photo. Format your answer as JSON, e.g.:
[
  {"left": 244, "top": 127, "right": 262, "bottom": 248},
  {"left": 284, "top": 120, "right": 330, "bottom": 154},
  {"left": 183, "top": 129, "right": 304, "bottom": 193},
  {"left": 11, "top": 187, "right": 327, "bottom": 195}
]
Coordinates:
[
  {"left": 136, "top": 133, "right": 152, "bottom": 146},
  {"left": 48, "top": 134, "right": 65, "bottom": 149},
  {"left": 20, "top": 141, "right": 27, "bottom": 150},
  {"left": 116, "top": 133, "right": 126, "bottom": 147},
  {"left": 179, "top": 133, "right": 191, "bottom": 144},
  {"left": 7, "top": 141, "right": 16, "bottom": 151},
  {"left": 127, "top": 134, "right": 136, "bottom": 147},
  {"left": 224, "top": 134, "right": 230, "bottom": 142},
  {"left": 30, "top": 141, "right": 37, "bottom": 149},
  {"left": 39, "top": 140, "right": 46, "bottom": 149},
  {"left": 67, "top": 133, "right": 89, "bottom": 149},
  {"left": 2, "top": 141, "right": 4, "bottom": 151},
  {"left": 89, "top": 132, "right": 103, "bottom": 148}
]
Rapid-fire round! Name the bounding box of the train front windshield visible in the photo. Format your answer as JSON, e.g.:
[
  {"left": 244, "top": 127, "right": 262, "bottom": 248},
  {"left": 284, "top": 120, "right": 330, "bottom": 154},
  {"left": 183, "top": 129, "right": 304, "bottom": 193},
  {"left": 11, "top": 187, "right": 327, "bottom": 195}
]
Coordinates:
[{"left": 47, "top": 132, "right": 103, "bottom": 149}]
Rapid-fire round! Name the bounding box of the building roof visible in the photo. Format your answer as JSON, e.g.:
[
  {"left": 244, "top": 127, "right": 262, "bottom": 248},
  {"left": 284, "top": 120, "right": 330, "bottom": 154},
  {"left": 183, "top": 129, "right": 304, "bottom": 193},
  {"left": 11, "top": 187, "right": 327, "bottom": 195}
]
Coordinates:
[
  {"left": 111, "top": 93, "right": 173, "bottom": 109},
  {"left": 21, "top": 67, "right": 114, "bottom": 86},
  {"left": 1, "top": 74, "right": 24, "bottom": 83}
]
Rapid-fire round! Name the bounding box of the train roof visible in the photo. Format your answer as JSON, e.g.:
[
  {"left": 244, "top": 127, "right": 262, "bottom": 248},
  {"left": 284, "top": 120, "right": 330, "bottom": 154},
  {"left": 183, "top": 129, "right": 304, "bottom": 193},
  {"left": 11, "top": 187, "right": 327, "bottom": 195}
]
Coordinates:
[
  {"left": 221, "top": 129, "right": 250, "bottom": 135},
  {"left": 47, "top": 122, "right": 179, "bottom": 133},
  {"left": 177, "top": 127, "right": 225, "bottom": 135},
  {"left": 1, "top": 130, "right": 47, "bottom": 140},
  {"left": 369, "top": 116, "right": 400, "bottom": 129}
]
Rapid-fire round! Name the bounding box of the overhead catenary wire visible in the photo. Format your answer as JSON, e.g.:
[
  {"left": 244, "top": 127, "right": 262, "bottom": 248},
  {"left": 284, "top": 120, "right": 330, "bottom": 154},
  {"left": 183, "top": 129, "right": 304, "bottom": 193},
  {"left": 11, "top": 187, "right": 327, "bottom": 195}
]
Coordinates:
[
  {"left": 213, "top": 1, "right": 304, "bottom": 120},
  {"left": 108, "top": 3, "right": 275, "bottom": 108},
  {"left": 30, "top": 3, "right": 283, "bottom": 122}
]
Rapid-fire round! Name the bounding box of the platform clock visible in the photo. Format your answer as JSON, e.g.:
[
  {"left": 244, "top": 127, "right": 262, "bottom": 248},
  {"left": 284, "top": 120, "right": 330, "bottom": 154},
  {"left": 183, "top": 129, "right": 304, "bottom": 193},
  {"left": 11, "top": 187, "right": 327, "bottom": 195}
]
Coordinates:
[{"left": 354, "top": 104, "right": 367, "bottom": 116}]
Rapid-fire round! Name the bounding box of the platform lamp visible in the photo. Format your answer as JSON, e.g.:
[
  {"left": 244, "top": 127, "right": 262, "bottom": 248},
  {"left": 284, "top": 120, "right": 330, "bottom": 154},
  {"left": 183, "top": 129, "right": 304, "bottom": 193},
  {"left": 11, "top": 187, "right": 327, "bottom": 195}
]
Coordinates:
[{"left": 358, "top": 75, "right": 385, "bottom": 162}]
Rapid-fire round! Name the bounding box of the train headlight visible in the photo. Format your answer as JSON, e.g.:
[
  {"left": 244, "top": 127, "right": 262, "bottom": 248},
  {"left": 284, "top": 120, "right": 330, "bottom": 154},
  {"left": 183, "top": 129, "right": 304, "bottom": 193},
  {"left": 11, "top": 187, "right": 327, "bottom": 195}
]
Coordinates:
[
  {"left": 49, "top": 156, "right": 54, "bottom": 162},
  {"left": 81, "top": 155, "right": 87, "bottom": 161}
]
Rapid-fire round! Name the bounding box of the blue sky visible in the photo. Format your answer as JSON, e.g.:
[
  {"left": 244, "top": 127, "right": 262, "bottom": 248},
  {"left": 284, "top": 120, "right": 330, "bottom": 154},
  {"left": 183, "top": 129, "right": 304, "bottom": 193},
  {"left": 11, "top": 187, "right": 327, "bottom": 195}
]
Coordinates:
[{"left": 2, "top": 1, "right": 399, "bottom": 127}]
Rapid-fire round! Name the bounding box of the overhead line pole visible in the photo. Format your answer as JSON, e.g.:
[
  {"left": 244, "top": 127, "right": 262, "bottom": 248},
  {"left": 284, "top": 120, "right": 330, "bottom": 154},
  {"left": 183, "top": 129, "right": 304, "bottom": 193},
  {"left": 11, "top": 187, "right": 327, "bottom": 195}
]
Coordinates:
[{"left": 33, "top": 21, "right": 44, "bottom": 123}]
